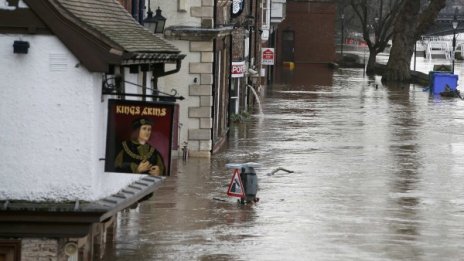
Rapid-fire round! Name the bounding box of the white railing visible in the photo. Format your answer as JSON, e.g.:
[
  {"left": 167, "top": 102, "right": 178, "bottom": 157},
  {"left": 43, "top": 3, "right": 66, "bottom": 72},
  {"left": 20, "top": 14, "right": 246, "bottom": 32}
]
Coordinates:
[
  {"left": 426, "top": 41, "right": 450, "bottom": 60},
  {"left": 421, "top": 34, "right": 463, "bottom": 60}
]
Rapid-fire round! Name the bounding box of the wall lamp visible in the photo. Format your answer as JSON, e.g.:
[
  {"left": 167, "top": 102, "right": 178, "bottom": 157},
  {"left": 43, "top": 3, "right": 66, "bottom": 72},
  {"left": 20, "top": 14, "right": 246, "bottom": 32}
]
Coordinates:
[
  {"left": 143, "top": 1, "right": 166, "bottom": 34},
  {"left": 13, "top": 40, "right": 29, "bottom": 54}
]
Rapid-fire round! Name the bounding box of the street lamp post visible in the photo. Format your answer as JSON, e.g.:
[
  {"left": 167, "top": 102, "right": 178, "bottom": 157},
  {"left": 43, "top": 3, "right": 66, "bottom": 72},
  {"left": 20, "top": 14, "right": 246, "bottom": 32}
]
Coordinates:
[
  {"left": 414, "top": 41, "right": 417, "bottom": 71},
  {"left": 341, "top": 14, "right": 344, "bottom": 59},
  {"left": 452, "top": 9, "right": 458, "bottom": 74}
]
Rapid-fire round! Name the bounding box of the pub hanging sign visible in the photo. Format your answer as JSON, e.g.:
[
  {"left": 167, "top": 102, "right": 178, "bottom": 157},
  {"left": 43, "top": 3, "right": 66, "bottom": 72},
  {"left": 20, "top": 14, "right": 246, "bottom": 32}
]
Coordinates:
[
  {"left": 231, "top": 0, "right": 244, "bottom": 18},
  {"left": 104, "top": 99, "right": 174, "bottom": 176}
]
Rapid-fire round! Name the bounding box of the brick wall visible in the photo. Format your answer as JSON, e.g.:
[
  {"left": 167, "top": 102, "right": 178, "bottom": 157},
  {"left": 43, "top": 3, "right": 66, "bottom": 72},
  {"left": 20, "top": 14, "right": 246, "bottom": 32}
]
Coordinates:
[
  {"left": 21, "top": 238, "right": 59, "bottom": 261},
  {"left": 277, "top": 1, "right": 336, "bottom": 64}
]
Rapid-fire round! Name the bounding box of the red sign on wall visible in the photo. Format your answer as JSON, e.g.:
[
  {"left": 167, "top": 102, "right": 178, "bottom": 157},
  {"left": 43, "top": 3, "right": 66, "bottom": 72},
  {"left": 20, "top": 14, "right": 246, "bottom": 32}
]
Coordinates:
[
  {"left": 231, "top": 61, "right": 245, "bottom": 78},
  {"left": 262, "top": 48, "right": 275, "bottom": 65}
]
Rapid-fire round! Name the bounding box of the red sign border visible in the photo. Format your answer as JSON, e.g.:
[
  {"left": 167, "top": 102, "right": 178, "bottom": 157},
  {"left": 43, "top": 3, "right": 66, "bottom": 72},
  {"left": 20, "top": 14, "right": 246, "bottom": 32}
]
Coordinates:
[{"left": 226, "top": 169, "right": 245, "bottom": 198}]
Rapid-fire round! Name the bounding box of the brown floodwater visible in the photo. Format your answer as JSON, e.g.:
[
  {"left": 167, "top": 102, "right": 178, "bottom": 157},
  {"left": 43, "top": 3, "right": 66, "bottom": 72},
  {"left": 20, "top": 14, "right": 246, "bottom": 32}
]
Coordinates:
[{"left": 107, "top": 64, "right": 464, "bottom": 261}]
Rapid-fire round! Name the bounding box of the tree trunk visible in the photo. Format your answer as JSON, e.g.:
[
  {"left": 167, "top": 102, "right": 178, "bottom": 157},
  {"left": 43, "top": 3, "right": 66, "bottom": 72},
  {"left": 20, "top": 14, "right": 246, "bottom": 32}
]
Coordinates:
[
  {"left": 382, "top": 1, "right": 420, "bottom": 82},
  {"left": 366, "top": 48, "right": 377, "bottom": 75}
]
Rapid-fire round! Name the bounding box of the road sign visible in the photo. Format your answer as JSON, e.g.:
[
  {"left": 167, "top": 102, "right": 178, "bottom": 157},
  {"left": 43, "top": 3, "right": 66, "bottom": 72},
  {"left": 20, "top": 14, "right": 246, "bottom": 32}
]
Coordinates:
[
  {"left": 262, "top": 48, "right": 275, "bottom": 65},
  {"left": 227, "top": 169, "right": 245, "bottom": 198}
]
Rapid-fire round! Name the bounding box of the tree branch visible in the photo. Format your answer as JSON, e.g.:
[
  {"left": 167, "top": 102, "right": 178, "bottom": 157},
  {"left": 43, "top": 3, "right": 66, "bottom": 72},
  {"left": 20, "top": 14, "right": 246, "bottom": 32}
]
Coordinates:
[{"left": 414, "top": 0, "right": 447, "bottom": 39}]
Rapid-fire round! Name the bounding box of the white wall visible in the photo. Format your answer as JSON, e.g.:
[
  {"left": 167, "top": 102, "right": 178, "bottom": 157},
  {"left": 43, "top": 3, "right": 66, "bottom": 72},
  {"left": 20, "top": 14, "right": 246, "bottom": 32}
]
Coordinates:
[
  {"left": 0, "top": 34, "right": 139, "bottom": 201},
  {"left": 149, "top": 0, "right": 202, "bottom": 28}
]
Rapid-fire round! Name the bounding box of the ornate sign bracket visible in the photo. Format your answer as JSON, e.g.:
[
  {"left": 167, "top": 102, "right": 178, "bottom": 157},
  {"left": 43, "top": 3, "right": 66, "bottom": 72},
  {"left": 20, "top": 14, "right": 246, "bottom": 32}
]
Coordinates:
[{"left": 102, "top": 76, "right": 185, "bottom": 102}]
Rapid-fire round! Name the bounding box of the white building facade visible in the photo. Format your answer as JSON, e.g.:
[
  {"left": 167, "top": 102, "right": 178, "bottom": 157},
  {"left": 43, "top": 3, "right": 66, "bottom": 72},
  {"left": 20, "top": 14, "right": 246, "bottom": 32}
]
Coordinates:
[{"left": 0, "top": 33, "right": 140, "bottom": 201}]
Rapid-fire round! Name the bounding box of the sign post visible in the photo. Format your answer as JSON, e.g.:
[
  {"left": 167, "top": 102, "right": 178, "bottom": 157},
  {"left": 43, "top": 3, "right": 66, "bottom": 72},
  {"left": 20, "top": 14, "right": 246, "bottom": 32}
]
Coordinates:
[{"left": 225, "top": 162, "right": 261, "bottom": 204}]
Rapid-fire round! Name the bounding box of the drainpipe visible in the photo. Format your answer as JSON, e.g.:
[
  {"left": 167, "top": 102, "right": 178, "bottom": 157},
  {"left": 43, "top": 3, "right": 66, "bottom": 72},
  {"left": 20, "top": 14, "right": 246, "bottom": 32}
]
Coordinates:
[
  {"left": 211, "top": 0, "right": 217, "bottom": 150},
  {"left": 142, "top": 71, "right": 147, "bottom": 101},
  {"left": 151, "top": 59, "right": 182, "bottom": 101},
  {"left": 228, "top": 34, "right": 233, "bottom": 126},
  {"left": 248, "top": 0, "right": 253, "bottom": 67},
  {"left": 247, "top": 0, "right": 254, "bottom": 112},
  {"left": 254, "top": 0, "right": 259, "bottom": 72}
]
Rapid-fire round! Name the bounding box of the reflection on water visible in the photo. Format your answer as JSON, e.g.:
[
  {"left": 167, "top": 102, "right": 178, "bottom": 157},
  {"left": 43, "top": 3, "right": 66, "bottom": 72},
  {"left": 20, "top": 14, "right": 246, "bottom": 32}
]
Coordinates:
[
  {"left": 276, "top": 64, "right": 334, "bottom": 86},
  {"left": 109, "top": 65, "right": 464, "bottom": 260}
]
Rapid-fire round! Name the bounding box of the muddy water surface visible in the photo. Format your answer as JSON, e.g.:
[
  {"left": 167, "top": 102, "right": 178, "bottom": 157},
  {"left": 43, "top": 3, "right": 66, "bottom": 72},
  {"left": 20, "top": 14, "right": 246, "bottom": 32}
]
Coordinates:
[{"left": 108, "top": 65, "right": 464, "bottom": 261}]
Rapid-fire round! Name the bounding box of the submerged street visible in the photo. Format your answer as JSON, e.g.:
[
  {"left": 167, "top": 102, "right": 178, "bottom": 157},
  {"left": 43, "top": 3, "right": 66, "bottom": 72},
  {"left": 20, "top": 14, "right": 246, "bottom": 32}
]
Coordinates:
[{"left": 108, "top": 63, "right": 464, "bottom": 260}]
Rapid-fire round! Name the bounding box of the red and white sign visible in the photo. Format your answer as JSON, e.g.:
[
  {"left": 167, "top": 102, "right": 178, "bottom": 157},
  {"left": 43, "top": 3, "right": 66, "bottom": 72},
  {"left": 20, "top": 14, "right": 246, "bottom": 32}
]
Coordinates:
[
  {"left": 231, "top": 61, "right": 245, "bottom": 78},
  {"left": 261, "top": 48, "right": 275, "bottom": 65},
  {"left": 227, "top": 169, "right": 245, "bottom": 198}
]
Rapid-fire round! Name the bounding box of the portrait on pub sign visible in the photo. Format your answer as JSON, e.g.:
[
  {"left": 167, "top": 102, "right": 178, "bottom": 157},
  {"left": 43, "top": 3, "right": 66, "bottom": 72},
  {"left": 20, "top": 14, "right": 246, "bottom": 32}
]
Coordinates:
[{"left": 105, "top": 99, "right": 174, "bottom": 176}]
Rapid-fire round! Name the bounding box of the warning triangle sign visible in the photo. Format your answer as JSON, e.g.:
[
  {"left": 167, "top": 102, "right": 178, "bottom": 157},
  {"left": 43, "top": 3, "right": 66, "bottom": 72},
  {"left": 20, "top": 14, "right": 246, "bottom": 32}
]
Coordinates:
[{"left": 227, "top": 169, "right": 245, "bottom": 198}]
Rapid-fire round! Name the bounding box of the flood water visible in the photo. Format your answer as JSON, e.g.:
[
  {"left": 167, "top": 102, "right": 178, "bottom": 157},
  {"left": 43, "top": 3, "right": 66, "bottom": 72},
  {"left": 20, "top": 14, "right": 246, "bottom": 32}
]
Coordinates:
[{"left": 108, "top": 65, "right": 464, "bottom": 261}]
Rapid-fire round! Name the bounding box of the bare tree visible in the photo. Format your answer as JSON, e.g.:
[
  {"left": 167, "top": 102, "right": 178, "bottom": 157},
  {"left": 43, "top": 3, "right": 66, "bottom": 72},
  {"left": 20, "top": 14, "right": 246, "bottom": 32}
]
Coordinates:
[
  {"left": 349, "top": 0, "right": 403, "bottom": 75},
  {"left": 382, "top": 0, "right": 446, "bottom": 82}
]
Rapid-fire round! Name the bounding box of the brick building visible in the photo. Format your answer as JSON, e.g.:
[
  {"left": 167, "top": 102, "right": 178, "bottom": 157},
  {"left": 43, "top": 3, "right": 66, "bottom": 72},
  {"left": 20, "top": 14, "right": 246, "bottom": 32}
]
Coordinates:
[{"left": 275, "top": 0, "right": 336, "bottom": 83}]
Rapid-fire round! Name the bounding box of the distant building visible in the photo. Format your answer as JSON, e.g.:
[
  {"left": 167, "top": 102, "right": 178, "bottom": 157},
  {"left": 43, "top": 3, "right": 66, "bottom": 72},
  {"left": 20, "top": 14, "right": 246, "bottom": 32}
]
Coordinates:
[{"left": 275, "top": 0, "right": 336, "bottom": 83}]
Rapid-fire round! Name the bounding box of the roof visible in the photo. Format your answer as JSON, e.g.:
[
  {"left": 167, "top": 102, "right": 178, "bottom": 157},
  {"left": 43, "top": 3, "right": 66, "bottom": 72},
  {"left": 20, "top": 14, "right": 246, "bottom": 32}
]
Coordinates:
[
  {"left": 0, "top": 176, "right": 164, "bottom": 237},
  {"left": 53, "top": 0, "right": 180, "bottom": 54},
  {"left": 10, "top": 0, "right": 185, "bottom": 71}
]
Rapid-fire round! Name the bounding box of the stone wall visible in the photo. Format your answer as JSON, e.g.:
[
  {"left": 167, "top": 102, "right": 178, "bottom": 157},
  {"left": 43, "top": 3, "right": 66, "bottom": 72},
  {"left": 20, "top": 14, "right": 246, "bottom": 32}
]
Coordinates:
[
  {"left": 21, "top": 239, "right": 60, "bottom": 261},
  {"left": 10, "top": 216, "right": 115, "bottom": 261},
  {"left": 188, "top": 40, "right": 214, "bottom": 157}
]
